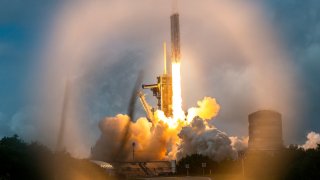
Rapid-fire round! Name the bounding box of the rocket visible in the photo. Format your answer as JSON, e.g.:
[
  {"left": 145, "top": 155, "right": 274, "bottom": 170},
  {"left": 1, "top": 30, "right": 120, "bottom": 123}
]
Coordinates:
[
  {"left": 170, "top": 13, "right": 181, "bottom": 63},
  {"left": 140, "top": 11, "right": 182, "bottom": 118}
]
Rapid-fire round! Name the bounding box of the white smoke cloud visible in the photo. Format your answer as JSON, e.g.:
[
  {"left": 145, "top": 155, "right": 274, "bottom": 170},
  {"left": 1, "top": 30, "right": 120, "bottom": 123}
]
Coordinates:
[
  {"left": 92, "top": 95, "right": 252, "bottom": 162},
  {"left": 301, "top": 132, "right": 320, "bottom": 150},
  {"left": 229, "top": 136, "right": 248, "bottom": 152},
  {"left": 177, "top": 117, "right": 238, "bottom": 162},
  {"left": 92, "top": 114, "right": 180, "bottom": 161},
  {"left": 93, "top": 114, "right": 247, "bottom": 162}
]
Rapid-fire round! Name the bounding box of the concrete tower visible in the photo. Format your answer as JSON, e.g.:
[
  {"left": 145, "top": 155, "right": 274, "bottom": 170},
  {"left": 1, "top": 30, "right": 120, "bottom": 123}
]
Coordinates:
[{"left": 248, "top": 110, "right": 283, "bottom": 151}]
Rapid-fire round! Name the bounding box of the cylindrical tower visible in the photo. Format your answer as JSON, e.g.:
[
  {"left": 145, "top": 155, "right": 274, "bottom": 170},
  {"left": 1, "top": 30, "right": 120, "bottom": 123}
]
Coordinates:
[{"left": 248, "top": 110, "right": 283, "bottom": 151}]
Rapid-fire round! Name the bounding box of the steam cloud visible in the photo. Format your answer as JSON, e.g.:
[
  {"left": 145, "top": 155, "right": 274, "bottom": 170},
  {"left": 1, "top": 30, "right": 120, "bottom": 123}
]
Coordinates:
[
  {"left": 229, "top": 136, "right": 249, "bottom": 152},
  {"left": 92, "top": 114, "right": 175, "bottom": 161},
  {"left": 92, "top": 97, "right": 248, "bottom": 162},
  {"left": 177, "top": 117, "right": 237, "bottom": 162}
]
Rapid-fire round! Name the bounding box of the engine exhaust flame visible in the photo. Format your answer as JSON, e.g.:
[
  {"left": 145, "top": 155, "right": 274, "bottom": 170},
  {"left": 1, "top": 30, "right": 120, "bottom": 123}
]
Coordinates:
[{"left": 171, "top": 62, "right": 185, "bottom": 122}]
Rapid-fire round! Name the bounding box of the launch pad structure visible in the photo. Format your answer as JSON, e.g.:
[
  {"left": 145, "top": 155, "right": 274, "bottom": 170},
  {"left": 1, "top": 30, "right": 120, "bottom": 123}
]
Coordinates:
[
  {"left": 113, "top": 11, "right": 182, "bottom": 178},
  {"left": 140, "top": 12, "right": 181, "bottom": 118}
]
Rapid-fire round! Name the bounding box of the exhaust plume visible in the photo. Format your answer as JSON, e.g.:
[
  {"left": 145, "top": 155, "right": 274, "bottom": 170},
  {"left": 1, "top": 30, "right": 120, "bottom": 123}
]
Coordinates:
[
  {"left": 177, "top": 117, "right": 237, "bottom": 162},
  {"left": 229, "top": 136, "right": 248, "bottom": 152},
  {"left": 92, "top": 96, "right": 244, "bottom": 162}
]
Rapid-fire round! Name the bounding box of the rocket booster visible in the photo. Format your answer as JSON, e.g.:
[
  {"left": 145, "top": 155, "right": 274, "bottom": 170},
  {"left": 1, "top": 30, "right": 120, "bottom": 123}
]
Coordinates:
[
  {"left": 170, "top": 13, "right": 181, "bottom": 63},
  {"left": 141, "top": 11, "right": 180, "bottom": 118}
]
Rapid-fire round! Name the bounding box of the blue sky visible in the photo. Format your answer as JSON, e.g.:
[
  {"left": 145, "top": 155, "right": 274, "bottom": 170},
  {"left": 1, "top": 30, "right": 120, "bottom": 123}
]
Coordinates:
[
  {"left": 0, "top": 0, "right": 319, "bottom": 149},
  {"left": 0, "top": 0, "right": 58, "bottom": 135},
  {"left": 267, "top": 0, "right": 320, "bottom": 132}
]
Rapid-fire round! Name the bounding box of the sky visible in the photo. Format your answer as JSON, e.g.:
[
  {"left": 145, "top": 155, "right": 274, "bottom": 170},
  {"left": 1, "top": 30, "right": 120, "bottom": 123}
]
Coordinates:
[{"left": 0, "top": 0, "right": 319, "bottom": 155}]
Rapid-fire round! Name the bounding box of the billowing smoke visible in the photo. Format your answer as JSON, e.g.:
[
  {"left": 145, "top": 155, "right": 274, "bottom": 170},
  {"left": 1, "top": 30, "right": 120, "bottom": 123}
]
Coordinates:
[
  {"left": 229, "top": 136, "right": 248, "bottom": 152},
  {"left": 187, "top": 97, "right": 220, "bottom": 122},
  {"left": 177, "top": 117, "right": 237, "bottom": 162},
  {"left": 92, "top": 97, "right": 247, "bottom": 162},
  {"left": 300, "top": 132, "right": 320, "bottom": 150},
  {"left": 92, "top": 114, "right": 174, "bottom": 161}
]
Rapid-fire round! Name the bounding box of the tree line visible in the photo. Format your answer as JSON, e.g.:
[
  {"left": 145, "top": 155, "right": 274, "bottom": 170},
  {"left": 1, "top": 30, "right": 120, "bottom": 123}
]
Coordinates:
[
  {"left": 1, "top": 134, "right": 320, "bottom": 180},
  {"left": 176, "top": 145, "right": 320, "bottom": 179},
  {"left": 0, "top": 135, "right": 112, "bottom": 180}
]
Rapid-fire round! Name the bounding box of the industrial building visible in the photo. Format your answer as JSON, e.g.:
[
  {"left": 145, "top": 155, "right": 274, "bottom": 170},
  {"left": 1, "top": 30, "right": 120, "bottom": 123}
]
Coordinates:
[{"left": 248, "top": 110, "right": 283, "bottom": 151}]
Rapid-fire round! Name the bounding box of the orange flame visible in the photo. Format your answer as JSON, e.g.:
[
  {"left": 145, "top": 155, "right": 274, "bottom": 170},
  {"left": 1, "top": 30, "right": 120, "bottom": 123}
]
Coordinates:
[{"left": 172, "top": 62, "right": 185, "bottom": 122}]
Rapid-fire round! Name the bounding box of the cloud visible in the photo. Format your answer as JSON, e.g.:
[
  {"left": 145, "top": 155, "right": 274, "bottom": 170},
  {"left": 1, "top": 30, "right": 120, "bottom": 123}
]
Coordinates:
[
  {"left": 0, "top": 108, "right": 38, "bottom": 140},
  {"left": 300, "top": 132, "right": 320, "bottom": 150},
  {"left": 9, "top": 107, "right": 38, "bottom": 141},
  {"left": 229, "top": 136, "right": 248, "bottom": 152},
  {"left": 177, "top": 117, "right": 239, "bottom": 162}
]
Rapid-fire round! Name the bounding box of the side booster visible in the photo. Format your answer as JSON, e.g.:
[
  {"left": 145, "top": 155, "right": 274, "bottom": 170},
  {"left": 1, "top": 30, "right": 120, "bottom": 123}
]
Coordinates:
[{"left": 141, "top": 13, "right": 181, "bottom": 118}]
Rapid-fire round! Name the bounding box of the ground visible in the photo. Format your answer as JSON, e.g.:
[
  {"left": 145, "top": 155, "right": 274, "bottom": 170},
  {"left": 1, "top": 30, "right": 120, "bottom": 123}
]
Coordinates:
[{"left": 136, "top": 174, "right": 246, "bottom": 180}]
